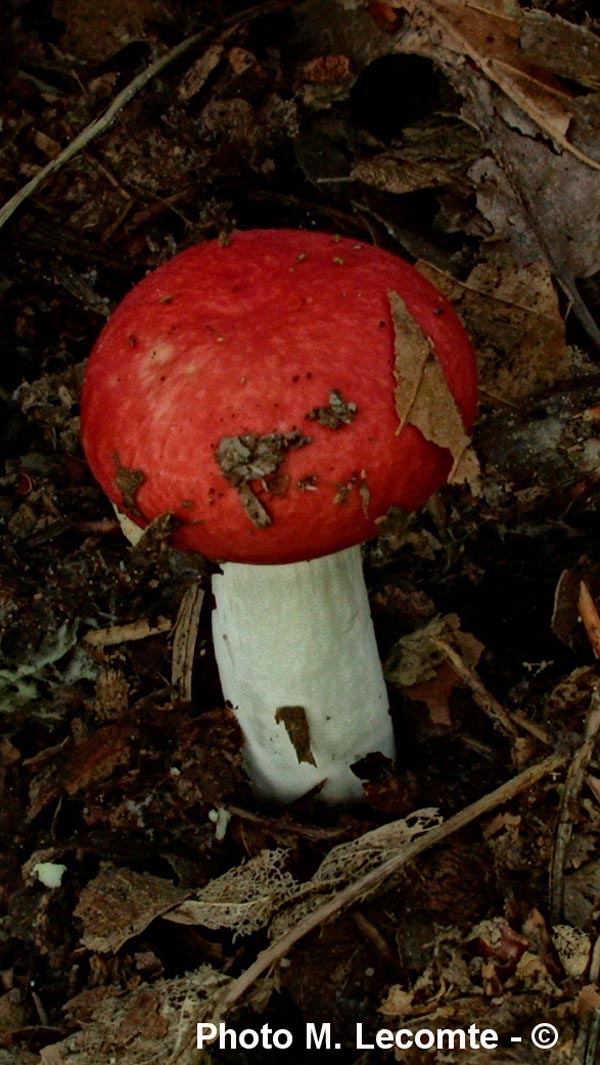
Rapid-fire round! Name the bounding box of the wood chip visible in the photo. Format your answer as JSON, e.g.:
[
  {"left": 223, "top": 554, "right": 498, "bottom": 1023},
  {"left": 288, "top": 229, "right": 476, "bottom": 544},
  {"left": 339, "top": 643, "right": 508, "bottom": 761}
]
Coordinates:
[{"left": 84, "top": 617, "right": 172, "bottom": 648}]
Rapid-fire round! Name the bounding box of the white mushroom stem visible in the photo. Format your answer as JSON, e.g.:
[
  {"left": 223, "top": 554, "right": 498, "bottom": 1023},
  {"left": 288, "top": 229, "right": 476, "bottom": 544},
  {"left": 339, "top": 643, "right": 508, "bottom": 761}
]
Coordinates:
[
  {"left": 113, "top": 506, "right": 395, "bottom": 803},
  {"left": 211, "top": 545, "right": 395, "bottom": 803}
]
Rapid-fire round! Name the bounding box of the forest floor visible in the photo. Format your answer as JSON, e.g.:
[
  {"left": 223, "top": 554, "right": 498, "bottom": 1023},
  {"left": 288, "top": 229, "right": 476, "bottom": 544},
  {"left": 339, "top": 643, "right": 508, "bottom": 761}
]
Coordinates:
[{"left": 1, "top": 1, "right": 600, "bottom": 1063}]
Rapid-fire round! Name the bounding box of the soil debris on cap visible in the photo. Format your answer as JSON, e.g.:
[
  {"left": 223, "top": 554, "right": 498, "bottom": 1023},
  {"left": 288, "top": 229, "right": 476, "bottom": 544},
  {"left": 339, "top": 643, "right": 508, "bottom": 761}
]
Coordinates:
[
  {"left": 306, "top": 389, "right": 357, "bottom": 429},
  {"left": 390, "top": 291, "right": 480, "bottom": 490},
  {"left": 274, "top": 706, "right": 317, "bottom": 767},
  {"left": 112, "top": 453, "right": 147, "bottom": 520},
  {"left": 216, "top": 431, "right": 311, "bottom": 527}
]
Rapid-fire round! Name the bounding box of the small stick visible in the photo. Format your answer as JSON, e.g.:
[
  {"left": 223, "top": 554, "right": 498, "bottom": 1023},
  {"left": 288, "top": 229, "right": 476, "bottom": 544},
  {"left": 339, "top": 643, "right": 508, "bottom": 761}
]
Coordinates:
[
  {"left": 84, "top": 617, "right": 171, "bottom": 647},
  {"left": 549, "top": 688, "right": 600, "bottom": 923},
  {"left": 352, "top": 911, "right": 397, "bottom": 966},
  {"left": 432, "top": 637, "right": 551, "bottom": 745},
  {"left": 0, "top": 32, "right": 206, "bottom": 232},
  {"left": 0, "top": 1, "right": 290, "bottom": 233}
]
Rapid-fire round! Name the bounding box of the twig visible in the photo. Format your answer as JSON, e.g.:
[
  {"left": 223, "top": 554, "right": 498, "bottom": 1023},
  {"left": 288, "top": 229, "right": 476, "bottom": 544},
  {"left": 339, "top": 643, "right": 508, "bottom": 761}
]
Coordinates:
[
  {"left": 84, "top": 617, "right": 172, "bottom": 647},
  {"left": 549, "top": 688, "right": 600, "bottom": 923},
  {"left": 589, "top": 934, "right": 600, "bottom": 984},
  {"left": 0, "top": 1, "right": 290, "bottom": 232},
  {"left": 352, "top": 911, "right": 397, "bottom": 966},
  {"left": 215, "top": 751, "right": 566, "bottom": 1018},
  {"left": 432, "top": 637, "right": 552, "bottom": 745},
  {"left": 0, "top": 32, "right": 208, "bottom": 232},
  {"left": 225, "top": 804, "right": 346, "bottom": 843}
]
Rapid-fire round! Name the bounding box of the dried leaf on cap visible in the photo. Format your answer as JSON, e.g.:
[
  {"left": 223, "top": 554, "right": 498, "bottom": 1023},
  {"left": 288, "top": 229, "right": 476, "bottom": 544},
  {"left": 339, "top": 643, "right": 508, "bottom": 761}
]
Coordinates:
[{"left": 390, "top": 290, "right": 480, "bottom": 489}]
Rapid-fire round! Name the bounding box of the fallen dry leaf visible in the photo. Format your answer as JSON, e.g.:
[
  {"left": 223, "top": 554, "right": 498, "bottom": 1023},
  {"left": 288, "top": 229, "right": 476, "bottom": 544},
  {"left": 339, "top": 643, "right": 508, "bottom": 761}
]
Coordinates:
[
  {"left": 26, "top": 725, "right": 133, "bottom": 820},
  {"left": 75, "top": 867, "right": 187, "bottom": 953},
  {"left": 39, "top": 966, "right": 230, "bottom": 1065},
  {"left": 390, "top": 290, "right": 480, "bottom": 487},
  {"left": 398, "top": 0, "right": 599, "bottom": 168},
  {"left": 519, "top": 10, "right": 600, "bottom": 92},
  {"left": 418, "top": 249, "right": 568, "bottom": 404},
  {"left": 177, "top": 42, "right": 224, "bottom": 101},
  {"left": 377, "top": 0, "right": 600, "bottom": 344}
]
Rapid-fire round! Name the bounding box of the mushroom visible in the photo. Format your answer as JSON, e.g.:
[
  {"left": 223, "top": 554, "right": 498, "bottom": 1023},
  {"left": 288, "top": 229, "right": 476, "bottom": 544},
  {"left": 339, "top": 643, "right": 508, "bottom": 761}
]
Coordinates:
[{"left": 81, "top": 229, "right": 477, "bottom": 803}]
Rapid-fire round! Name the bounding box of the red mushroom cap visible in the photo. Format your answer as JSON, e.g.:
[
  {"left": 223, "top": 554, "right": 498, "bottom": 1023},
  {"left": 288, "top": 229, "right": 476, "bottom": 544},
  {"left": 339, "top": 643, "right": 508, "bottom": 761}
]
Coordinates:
[{"left": 81, "top": 229, "right": 477, "bottom": 564}]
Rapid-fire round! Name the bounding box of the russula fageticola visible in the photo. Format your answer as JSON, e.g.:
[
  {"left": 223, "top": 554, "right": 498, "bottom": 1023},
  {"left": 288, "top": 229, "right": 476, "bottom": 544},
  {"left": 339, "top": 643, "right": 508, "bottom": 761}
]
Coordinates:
[{"left": 82, "top": 229, "right": 477, "bottom": 803}]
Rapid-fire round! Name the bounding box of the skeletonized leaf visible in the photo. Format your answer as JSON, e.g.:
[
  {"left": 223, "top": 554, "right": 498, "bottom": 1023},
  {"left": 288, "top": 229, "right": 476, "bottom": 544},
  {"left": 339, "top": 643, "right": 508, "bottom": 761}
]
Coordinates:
[{"left": 164, "top": 848, "right": 294, "bottom": 937}]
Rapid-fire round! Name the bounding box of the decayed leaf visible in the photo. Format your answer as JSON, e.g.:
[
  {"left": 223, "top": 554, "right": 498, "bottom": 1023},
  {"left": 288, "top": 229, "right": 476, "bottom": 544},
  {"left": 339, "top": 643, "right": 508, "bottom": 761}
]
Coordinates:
[
  {"left": 27, "top": 724, "right": 133, "bottom": 820},
  {"left": 417, "top": 250, "right": 569, "bottom": 404},
  {"left": 352, "top": 115, "right": 481, "bottom": 195},
  {"left": 74, "top": 867, "right": 187, "bottom": 953},
  {"left": 53, "top": 0, "right": 173, "bottom": 65},
  {"left": 353, "top": 154, "right": 456, "bottom": 194},
  {"left": 398, "top": 0, "right": 600, "bottom": 169},
  {"left": 563, "top": 859, "right": 600, "bottom": 929},
  {"left": 390, "top": 290, "right": 480, "bottom": 488},
  {"left": 0, "top": 988, "right": 28, "bottom": 1045},
  {"left": 162, "top": 812, "right": 442, "bottom": 942},
  {"left": 385, "top": 613, "right": 483, "bottom": 727},
  {"left": 164, "top": 848, "right": 294, "bottom": 937},
  {"left": 379, "top": 919, "right": 570, "bottom": 1056},
  {"left": 177, "top": 43, "right": 224, "bottom": 101},
  {"left": 552, "top": 924, "right": 591, "bottom": 978},
  {"left": 462, "top": 84, "right": 600, "bottom": 348},
  {"left": 215, "top": 430, "right": 310, "bottom": 527},
  {"left": 378, "top": 0, "right": 600, "bottom": 345},
  {"left": 39, "top": 966, "right": 230, "bottom": 1065},
  {"left": 519, "top": 11, "right": 600, "bottom": 92},
  {"left": 385, "top": 613, "right": 481, "bottom": 688}
]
